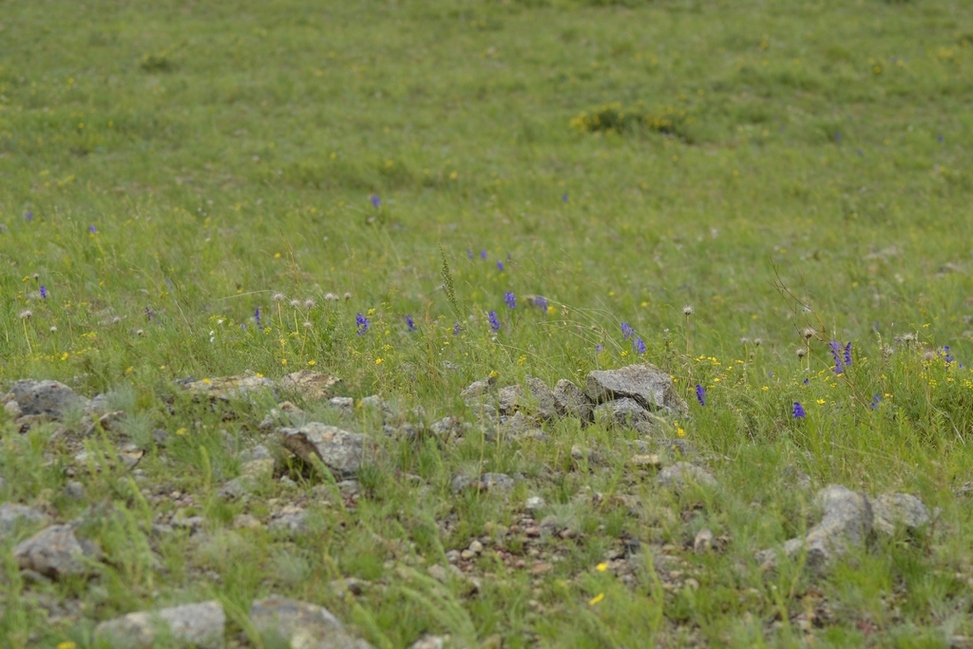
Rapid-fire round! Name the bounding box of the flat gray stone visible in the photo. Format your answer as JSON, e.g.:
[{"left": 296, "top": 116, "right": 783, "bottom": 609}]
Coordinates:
[
  {"left": 8, "top": 379, "right": 89, "bottom": 418},
  {"left": 182, "top": 374, "right": 276, "bottom": 400},
  {"left": 872, "top": 492, "right": 930, "bottom": 536},
  {"left": 250, "top": 595, "right": 373, "bottom": 649},
  {"left": 497, "top": 385, "right": 521, "bottom": 416},
  {"left": 13, "top": 524, "right": 100, "bottom": 579},
  {"left": 657, "top": 462, "right": 717, "bottom": 490},
  {"left": 460, "top": 377, "right": 495, "bottom": 401},
  {"left": 585, "top": 364, "right": 688, "bottom": 416},
  {"left": 278, "top": 423, "right": 373, "bottom": 478},
  {"left": 95, "top": 600, "right": 225, "bottom": 649},
  {"left": 278, "top": 370, "right": 341, "bottom": 401},
  {"left": 553, "top": 379, "right": 593, "bottom": 422},
  {"left": 481, "top": 473, "right": 515, "bottom": 491}
]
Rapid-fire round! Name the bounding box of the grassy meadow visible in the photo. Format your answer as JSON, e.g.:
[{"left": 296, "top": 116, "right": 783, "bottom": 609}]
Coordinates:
[{"left": 3, "top": 0, "right": 973, "bottom": 646}]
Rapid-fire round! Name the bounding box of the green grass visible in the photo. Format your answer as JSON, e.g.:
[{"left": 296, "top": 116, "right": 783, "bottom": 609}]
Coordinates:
[{"left": 3, "top": 0, "right": 973, "bottom": 646}]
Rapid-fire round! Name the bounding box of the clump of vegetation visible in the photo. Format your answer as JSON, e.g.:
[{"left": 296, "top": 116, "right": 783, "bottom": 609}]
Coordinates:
[{"left": 570, "top": 101, "right": 691, "bottom": 138}]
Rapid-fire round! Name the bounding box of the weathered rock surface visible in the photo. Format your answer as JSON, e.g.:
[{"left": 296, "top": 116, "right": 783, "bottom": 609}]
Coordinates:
[
  {"left": 6, "top": 379, "right": 89, "bottom": 418},
  {"left": 594, "top": 397, "right": 653, "bottom": 427},
  {"left": 872, "top": 492, "right": 930, "bottom": 536},
  {"left": 95, "top": 600, "right": 226, "bottom": 649},
  {"left": 553, "top": 379, "right": 593, "bottom": 422},
  {"left": 585, "top": 364, "right": 688, "bottom": 416},
  {"left": 250, "top": 595, "right": 373, "bottom": 649},
  {"left": 524, "top": 377, "right": 558, "bottom": 421},
  {"left": 13, "top": 524, "right": 100, "bottom": 579},
  {"left": 758, "top": 484, "right": 872, "bottom": 570},
  {"left": 0, "top": 503, "right": 50, "bottom": 538},
  {"left": 460, "top": 377, "right": 495, "bottom": 401},
  {"left": 657, "top": 462, "right": 717, "bottom": 490},
  {"left": 278, "top": 370, "right": 341, "bottom": 401},
  {"left": 183, "top": 374, "right": 276, "bottom": 400},
  {"left": 278, "top": 423, "right": 373, "bottom": 478}
]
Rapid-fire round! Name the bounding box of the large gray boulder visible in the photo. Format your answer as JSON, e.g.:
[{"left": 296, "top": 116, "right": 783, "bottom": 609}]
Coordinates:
[
  {"left": 6, "top": 379, "right": 90, "bottom": 418},
  {"left": 13, "top": 524, "right": 101, "bottom": 579},
  {"left": 585, "top": 364, "right": 688, "bottom": 416}
]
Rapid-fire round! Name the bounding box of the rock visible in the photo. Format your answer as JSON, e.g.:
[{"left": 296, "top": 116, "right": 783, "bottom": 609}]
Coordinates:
[
  {"left": 233, "top": 514, "right": 262, "bottom": 530},
  {"left": 585, "top": 364, "right": 688, "bottom": 416},
  {"left": 268, "top": 507, "right": 308, "bottom": 534},
  {"left": 278, "top": 423, "right": 374, "bottom": 478},
  {"left": 328, "top": 397, "right": 355, "bottom": 416},
  {"left": 240, "top": 444, "right": 273, "bottom": 462},
  {"left": 7, "top": 379, "right": 90, "bottom": 418},
  {"left": 278, "top": 370, "right": 341, "bottom": 401},
  {"left": 460, "top": 377, "right": 495, "bottom": 401},
  {"left": 594, "top": 397, "right": 653, "bottom": 427},
  {"left": 328, "top": 577, "right": 367, "bottom": 598},
  {"left": 249, "top": 595, "right": 373, "bottom": 649},
  {"left": 410, "top": 635, "right": 448, "bottom": 649},
  {"left": 429, "top": 416, "right": 467, "bottom": 439},
  {"left": 525, "top": 496, "right": 546, "bottom": 511},
  {"left": 758, "top": 484, "right": 872, "bottom": 570},
  {"left": 4, "top": 399, "right": 22, "bottom": 419},
  {"left": 181, "top": 374, "right": 276, "bottom": 400},
  {"left": 658, "top": 462, "right": 717, "bottom": 490},
  {"left": 871, "top": 492, "right": 930, "bottom": 536},
  {"left": 693, "top": 528, "right": 714, "bottom": 554},
  {"left": 553, "top": 379, "right": 593, "bottom": 422},
  {"left": 451, "top": 475, "right": 473, "bottom": 493},
  {"left": 497, "top": 385, "right": 521, "bottom": 416},
  {"left": 95, "top": 600, "right": 226, "bottom": 649},
  {"left": 481, "top": 473, "right": 515, "bottom": 491},
  {"left": 468, "top": 539, "right": 484, "bottom": 554},
  {"left": 64, "top": 481, "right": 87, "bottom": 501},
  {"left": 630, "top": 454, "right": 662, "bottom": 468},
  {"left": 259, "top": 401, "right": 307, "bottom": 432},
  {"left": 0, "top": 503, "right": 50, "bottom": 538},
  {"left": 13, "top": 524, "right": 100, "bottom": 579},
  {"left": 81, "top": 410, "right": 126, "bottom": 436},
  {"left": 525, "top": 377, "right": 559, "bottom": 421}
]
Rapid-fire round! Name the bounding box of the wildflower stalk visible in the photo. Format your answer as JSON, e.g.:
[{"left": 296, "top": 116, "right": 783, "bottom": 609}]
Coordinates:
[
  {"left": 22, "top": 318, "right": 33, "bottom": 356},
  {"left": 683, "top": 306, "right": 694, "bottom": 355}
]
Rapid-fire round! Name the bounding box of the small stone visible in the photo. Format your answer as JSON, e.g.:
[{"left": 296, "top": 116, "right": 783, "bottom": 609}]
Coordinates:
[
  {"left": 693, "top": 528, "right": 714, "bottom": 554},
  {"left": 427, "top": 564, "right": 449, "bottom": 583},
  {"left": 445, "top": 550, "right": 461, "bottom": 563},
  {"left": 328, "top": 396, "right": 356, "bottom": 416},
  {"left": 328, "top": 577, "right": 367, "bottom": 598},
  {"left": 96, "top": 600, "right": 226, "bottom": 649},
  {"left": 481, "top": 473, "right": 515, "bottom": 491},
  {"left": 410, "top": 635, "right": 447, "bottom": 649},
  {"left": 460, "top": 550, "right": 475, "bottom": 560},
  {"left": 64, "top": 481, "right": 87, "bottom": 501},
  {"left": 250, "top": 595, "right": 373, "bottom": 649},
  {"left": 658, "top": 462, "right": 718, "bottom": 490},
  {"left": 498, "top": 385, "right": 521, "bottom": 416},
  {"left": 278, "top": 423, "right": 374, "bottom": 478},
  {"left": 13, "top": 524, "right": 100, "bottom": 579},
  {"left": 469, "top": 539, "right": 484, "bottom": 554},
  {"left": 451, "top": 475, "right": 473, "bottom": 493},
  {"left": 269, "top": 508, "right": 308, "bottom": 534},
  {"left": 240, "top": 444, "right": 272, "bottom": 462},
  {"left": 4, "top": 399, "right": 22, "bottom": 419},
  {"left": 871, "top": 492, "right": 930, "bottom": 536},
  {"left": 630, "top": 454, "right": 662, "bottom": 468},
  {"left": 525, "top": 496, "right": 546, "bottom": 510},
  {"left": 152, "top": 428, "right": 170, "bottom": 446},
  {"left": 232, "top": 514, "right": 262, "bottom": 530}
]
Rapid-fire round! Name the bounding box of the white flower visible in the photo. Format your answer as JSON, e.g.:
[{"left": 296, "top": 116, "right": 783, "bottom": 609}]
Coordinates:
[
  {"left": 682, "top": 305, "right": 694, "bottom": 316},
  {"left": 19, "top": 310, "right": 32, "bottom": 320}
]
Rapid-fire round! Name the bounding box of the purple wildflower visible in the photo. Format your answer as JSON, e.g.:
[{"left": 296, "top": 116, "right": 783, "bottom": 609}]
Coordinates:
[
  {"left": 871, "top": 394, "right": 881, "bottom": 409},
  {"left": 497, "top": 261, "right": 504, "bottom": 271},
  {"left": 39, "top": 285, "right": 47, "bottom": 299},
  {"left": 562, "top": 193, "right": 568, "bottom": 203},
  {"left": 25, "top": 211, "right": 33, "bottom": 221},
  {"left": 535, "top": 296, "right": 548, "bottom": 312},
  {"left": 829, "top": 341, "right": 844, "bottom": 374},
  {"left": 621, "top": 322, "right": 634, "bottom": 340},
  {"left": 480, "top": 249, "right": 488, "bottom": 260},
  {"left": 406, "top": 315, "right": 416, "bottom": 331},
  {"left": 596, "top": 345, "right": 604, "bottom": 352},
  {"left": 89, "top": 225, "right": 97, "bottom": 234},
  {"left": 633, "top": 336, "right": 646, "bottom": 354},
  {"left": 371, "top": 195, "right": 381, "bottom": 209},
  {"left": 488, "top": 310, "right": 501, "bottom": 331},
  {"left": 467, "top": 249, "right": 474, "bottom": 260},
  {"left": 793, "top": 402, "right": 806, "bottom": 419},
  {"left": 504, "top": 292, "right": 516, "bottom": 309},
  {"left": 453, "top": 322, "right": 461, "bottom": 336},
  {"left": 843, "top": 341, "right": 852, "bottom": 367},
  {"left": 254, "top": 307, "right": 263, "bottom": 329},
  {"left": 944, "top": 346, "right": 955, "bottom": 364},
  {"left": 695, "top": 384, "right": 706, "bottom": 407},
  {"left": 356, "top": 312, "right": 369, "bottom": 335}
]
